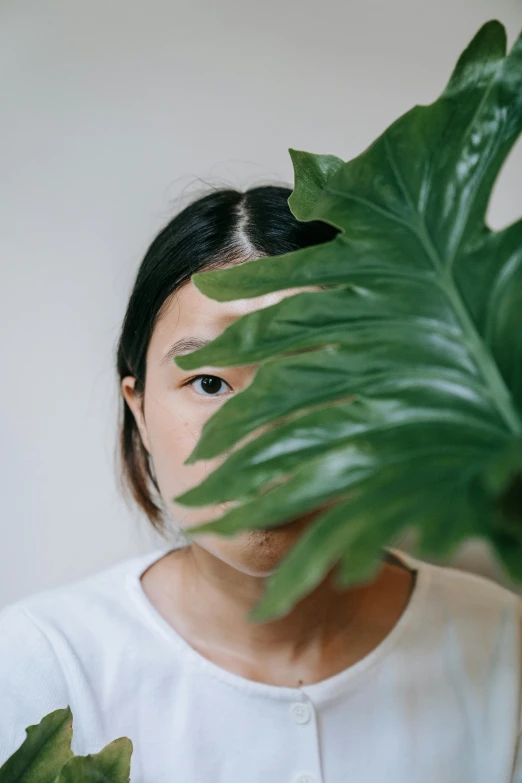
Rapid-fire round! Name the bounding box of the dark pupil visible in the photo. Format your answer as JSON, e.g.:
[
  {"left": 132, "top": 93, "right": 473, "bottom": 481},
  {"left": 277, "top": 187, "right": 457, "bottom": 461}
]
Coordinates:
[{"left": 201, "top": 376, "right": 222, "bottom": 394}]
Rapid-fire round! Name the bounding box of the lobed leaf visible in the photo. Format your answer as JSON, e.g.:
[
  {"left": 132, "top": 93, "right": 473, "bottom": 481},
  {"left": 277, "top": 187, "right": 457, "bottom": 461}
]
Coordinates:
[{"left": 172, "top": 19, "right": 522, "bottom": 619}]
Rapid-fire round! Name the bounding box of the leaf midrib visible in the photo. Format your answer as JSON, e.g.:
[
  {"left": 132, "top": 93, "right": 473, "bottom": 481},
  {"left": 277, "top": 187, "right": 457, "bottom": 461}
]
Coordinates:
[
  {"left": 382, "top": 118, "right": 521, "bottom": 435},
  {"left": 325, "top": 136, "right": 521, "bottom": 436}
]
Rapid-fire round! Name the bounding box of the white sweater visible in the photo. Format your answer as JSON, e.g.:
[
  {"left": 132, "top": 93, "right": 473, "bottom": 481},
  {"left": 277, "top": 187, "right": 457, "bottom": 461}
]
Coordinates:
[{"left": 1, "top": 547, "right": 521, "bottom": 783}]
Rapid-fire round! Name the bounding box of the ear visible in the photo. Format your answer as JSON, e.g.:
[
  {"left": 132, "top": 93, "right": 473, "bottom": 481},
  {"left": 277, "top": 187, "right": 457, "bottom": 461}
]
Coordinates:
[{"left": 120, "top": 376, "right": 152, "bottom": 455}]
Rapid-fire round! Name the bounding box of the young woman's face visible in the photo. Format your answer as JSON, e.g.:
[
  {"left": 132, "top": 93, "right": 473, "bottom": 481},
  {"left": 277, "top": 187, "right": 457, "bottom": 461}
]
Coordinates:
[{"left": 121, "top": 272, "right": 325, "bottom": 576}]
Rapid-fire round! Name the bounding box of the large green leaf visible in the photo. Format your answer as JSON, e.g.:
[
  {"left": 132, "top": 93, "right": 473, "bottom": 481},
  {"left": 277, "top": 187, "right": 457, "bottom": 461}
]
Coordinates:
[
  {"left": 173, "top": 19, "right": 522, "bottom": 621},
  {"left": 0, "top": 707, "right": 73, "bottom": 783}
]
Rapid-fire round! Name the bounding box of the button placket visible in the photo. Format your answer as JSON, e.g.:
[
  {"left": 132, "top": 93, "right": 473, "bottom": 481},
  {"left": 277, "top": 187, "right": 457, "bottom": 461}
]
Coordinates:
[{"left": 288, "top": 698, "right": 321, "bottom": 783}]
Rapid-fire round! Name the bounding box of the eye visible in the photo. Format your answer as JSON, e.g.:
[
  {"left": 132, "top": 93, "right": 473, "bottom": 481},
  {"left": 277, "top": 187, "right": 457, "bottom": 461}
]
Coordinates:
[{"left": 185, "top": 374, "right": 232, "bottom": 397}]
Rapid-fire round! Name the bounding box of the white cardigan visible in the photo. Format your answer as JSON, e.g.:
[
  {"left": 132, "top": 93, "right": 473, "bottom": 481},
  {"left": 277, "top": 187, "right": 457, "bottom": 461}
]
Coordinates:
[{"left": 1, "top": 546, "right": 521, "bottom": 783}]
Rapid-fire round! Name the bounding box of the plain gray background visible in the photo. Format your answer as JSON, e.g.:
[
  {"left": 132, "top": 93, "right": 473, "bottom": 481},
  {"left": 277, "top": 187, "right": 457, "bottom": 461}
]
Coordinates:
[{"left": 1, "top": 0, "right": 521, "bottom": 608}]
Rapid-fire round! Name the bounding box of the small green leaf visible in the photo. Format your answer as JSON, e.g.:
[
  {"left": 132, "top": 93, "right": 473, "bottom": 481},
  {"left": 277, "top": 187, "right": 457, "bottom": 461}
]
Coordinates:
[
  {"left": 0, "top": 707, "right": 73, "bottom": 783},
  {"left": 55, "top": 737, "right": 133, "bottom": 783}
]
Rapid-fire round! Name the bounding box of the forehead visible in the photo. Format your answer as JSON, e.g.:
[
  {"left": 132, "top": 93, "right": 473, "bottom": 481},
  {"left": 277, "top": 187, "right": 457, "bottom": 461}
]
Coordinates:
[{"left": 149, "top": 277, "right": 321, "bottom": 355}]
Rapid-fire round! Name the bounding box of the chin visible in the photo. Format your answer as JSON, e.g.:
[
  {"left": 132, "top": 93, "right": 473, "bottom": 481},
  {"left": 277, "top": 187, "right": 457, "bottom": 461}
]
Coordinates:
[
  {"left": 190, "top": 502, "right": 334, "bottom": 576},
  {"left": 229, "top": 514, "right": 316, "bottom": 576}
]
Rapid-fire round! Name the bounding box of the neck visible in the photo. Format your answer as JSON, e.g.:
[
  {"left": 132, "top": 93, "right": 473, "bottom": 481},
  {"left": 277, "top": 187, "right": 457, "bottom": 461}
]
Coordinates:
[{"left": 156, "top": 544, "right": 413, "bottom": 668}]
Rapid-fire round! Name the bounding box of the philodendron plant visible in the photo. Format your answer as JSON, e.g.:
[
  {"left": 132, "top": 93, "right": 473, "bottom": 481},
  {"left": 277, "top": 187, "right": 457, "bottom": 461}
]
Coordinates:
[
  {"left": 0, "top": 707, "right": 132, "bottom": 782},
  {"left": 173, "top": 18, "right": 522, "bottom": 623},
  {"left": 1, "top": 17, "right": 521, "bottom": 782}
]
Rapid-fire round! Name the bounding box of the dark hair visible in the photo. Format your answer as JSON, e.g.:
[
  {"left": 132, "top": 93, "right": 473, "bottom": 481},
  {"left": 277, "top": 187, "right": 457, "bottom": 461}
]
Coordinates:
[{"left": 115, "top": 183, "right": 341, "bottom": 534}]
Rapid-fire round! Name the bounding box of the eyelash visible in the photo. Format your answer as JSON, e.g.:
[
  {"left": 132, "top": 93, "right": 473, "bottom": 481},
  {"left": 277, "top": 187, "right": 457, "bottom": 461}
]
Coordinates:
[{"left": 184, "top": 374, "right": 232, "bottom": 398}]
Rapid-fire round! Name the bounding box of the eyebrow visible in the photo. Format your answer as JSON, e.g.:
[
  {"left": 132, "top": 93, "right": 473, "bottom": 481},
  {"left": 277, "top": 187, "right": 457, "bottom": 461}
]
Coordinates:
[{"left": 160, "top": 337, "right": 213, "bottom": 366}]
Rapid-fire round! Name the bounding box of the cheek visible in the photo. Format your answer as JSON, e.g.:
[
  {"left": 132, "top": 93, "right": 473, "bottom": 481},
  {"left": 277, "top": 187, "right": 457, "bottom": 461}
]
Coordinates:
[{"left": 145, "top": 397, "right": 229, "bottom": 523}]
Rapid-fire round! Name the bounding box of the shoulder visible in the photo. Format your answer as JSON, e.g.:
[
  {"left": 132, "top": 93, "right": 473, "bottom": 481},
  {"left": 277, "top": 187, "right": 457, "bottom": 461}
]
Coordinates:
[
  {"left": 396, "top": 549, "right": 522, "bottom": 661},
  {"left": 0, "top": 602, "right": 70, "bottom": 766},
  {"left": 0, "top": 549, "right": 166, "bottom": 764},
  {"left": 0, "top": 548, "right": 166, "bottom": 662},
  {"left": 397, "top": 548, "right": 520, "bottom": 613}
]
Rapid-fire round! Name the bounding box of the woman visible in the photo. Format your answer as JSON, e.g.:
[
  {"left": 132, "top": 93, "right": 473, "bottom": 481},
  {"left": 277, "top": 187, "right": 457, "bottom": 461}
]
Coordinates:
[{"left": 1, "top": 185, "right": 521, "bottom": 783}]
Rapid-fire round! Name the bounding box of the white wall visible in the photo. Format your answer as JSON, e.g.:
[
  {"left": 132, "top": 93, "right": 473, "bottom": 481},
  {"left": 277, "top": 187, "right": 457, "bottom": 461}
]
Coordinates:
[{"left": 1, "top": 0, "right": 521, "bottom": 607}]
